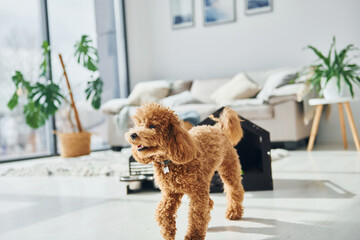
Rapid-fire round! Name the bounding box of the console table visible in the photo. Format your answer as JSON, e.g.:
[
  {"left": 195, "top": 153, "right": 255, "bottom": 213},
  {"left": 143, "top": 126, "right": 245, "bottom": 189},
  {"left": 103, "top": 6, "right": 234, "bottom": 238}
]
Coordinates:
[{"left": 307, "top": 98, "right": 360, "bottom": 151}]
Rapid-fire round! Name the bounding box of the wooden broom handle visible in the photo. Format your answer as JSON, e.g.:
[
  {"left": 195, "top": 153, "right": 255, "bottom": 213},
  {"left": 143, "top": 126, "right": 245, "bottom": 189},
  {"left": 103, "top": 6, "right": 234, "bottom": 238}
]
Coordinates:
[{"left": 58, "top": 54, "right": 83, "bottom": 132}]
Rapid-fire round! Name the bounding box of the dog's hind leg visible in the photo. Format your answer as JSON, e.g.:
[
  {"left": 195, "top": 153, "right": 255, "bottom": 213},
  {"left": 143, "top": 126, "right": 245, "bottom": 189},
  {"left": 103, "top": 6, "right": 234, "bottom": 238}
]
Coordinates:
[
  {"left": 185, "top": 191, "right": 211, "bottom": 240},
  {"left": 218, "top": 148, "right": 245, "bottom": 220},
  {"left": 155, "top": 191, "right": 183, "bottom": 240}
]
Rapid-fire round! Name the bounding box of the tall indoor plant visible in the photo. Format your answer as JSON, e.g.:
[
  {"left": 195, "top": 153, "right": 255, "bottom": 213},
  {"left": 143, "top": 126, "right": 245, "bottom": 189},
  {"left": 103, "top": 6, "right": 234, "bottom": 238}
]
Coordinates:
[
  {"left": 7, "top": 35, "right": 103, "bottom": 157},
  {"left": 306, "top": 37, "right": 360, "bottom": 99}
]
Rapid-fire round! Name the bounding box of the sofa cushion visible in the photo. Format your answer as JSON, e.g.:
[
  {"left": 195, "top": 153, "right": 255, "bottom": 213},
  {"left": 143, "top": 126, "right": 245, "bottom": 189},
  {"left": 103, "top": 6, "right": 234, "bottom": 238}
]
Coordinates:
[
  {"left": 190, "top": 78, "right": 230, "bottom": 103},
  {"left": 210, "top": 73, "right": 260, "bottom": 105},
  {"left": 225, "top": 98, "right": 264, "bottom": 106},
  {"left": 160, "top": 91, "right": 201, "bottom": 108},
  {"left": 169, "top": 79, "right": 193, "bottom": 96},
  {"left": 173, "top": 103, "right": 273, "bottom": 121},
  {"left": 256, "top": 70, "right": 298, "bottom": 102},
  {"left": 232, "top": 104, "right": 274, "bottom": 120},
  {"left": 270, "top": 83, "right": 309, "bottom": 102},
  {"left": 268, "top": 95, "right": 298, "bottom": 105},
  {"left": 128, "top": 80, "right": 171, "bottom": 105},
  {"left": 101, "top": 98, "right": 129, "bottom": 114},
  {"left": 246, "top": 67, "right": 296, "bottom": 87}
]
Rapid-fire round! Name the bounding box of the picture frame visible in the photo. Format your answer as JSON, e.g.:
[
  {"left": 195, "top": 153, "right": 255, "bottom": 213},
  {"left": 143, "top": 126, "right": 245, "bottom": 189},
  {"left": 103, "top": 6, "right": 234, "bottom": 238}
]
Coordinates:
[
  {"left": 203, "top": 0, "right": 236, "bottom": 26},
  {"left": 245, "top": 0, "right": 272, "bottom": 15},
  {"left": 170, "top": 0, "right": 195, "bottom": 29}
]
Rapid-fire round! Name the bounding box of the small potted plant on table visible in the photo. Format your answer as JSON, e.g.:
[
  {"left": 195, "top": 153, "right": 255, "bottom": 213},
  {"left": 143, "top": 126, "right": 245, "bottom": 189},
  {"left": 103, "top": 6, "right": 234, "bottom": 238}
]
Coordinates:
[{"left": 306, "top": 37, "right": 360, "bottom": 99}]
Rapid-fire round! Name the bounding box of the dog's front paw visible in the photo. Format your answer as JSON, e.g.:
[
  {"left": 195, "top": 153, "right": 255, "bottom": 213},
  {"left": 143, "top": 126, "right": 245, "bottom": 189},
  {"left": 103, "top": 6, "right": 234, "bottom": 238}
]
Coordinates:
[
  {"left": 184, "top": 233, "right": 205, "bottom": 240},
  {"left": 225, "top": 205, "right": 244, "bottom": 220}
]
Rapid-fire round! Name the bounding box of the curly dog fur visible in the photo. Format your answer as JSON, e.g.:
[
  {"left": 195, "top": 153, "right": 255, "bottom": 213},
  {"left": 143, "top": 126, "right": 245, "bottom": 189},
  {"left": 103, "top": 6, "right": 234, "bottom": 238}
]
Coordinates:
[{"left": 126, "top": 103, "right": 245, "bottom": 240}]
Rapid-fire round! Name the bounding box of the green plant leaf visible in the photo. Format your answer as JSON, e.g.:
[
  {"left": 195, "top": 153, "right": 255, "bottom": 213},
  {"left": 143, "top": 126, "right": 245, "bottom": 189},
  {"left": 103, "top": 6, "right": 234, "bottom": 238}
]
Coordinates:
[
  {"left": 343, "top": 75, "right": 354, "bottom": 97},
  {"left": 338, "top": 44, "right": 354, "bottom": 63},
  {"left": 355, "top": 76, "right": 360, "bottom": 84},
  {"left": 85, "top": 77, "right": 103, "bottom": 109},
  {"left": 8, "top": 71, "right": 33, "bottom": 112},
  {"left": 327, "top": 37, "right": 336, "bottom": 63},
  {"left": 307, "top": 65, "right": 325, "bottom": 94},
  {"left": 347, "top": 74, "right": 360, "bottom": 88},
  {"left": 346, "top": 64, "right": 360, "bottom": 70},
  {"left": 74, "top": 35, "right": 99, "bottom": 72},
  {"left": 336, "top": 76, "right": 341, "bottom": 93},
  {"left": 39, "top": 41, "right": 50, "bottom": 77},
  {"left": 29, "top": 82, "right": 64, "bottom": 117},
  {"left": 7, "top": 92, "right": 19, "bottom": 110},
  {"left": 23, "top": 101, "right": 48, "bottom": 129},
  {"left": 307, "top": 45, "right": 330, "bottom": 67},
  {"left": 86, "top": 58, "right": 97, "bottom": 71},
  {"left": 12, "top": 71, "right": 32, "bottom": 91}
]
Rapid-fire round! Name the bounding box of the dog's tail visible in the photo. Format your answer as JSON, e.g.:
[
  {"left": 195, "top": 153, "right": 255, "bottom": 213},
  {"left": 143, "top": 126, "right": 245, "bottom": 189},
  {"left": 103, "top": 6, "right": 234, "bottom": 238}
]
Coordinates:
[{"left": 211, "top": 107, "right": 243, "bottom": 146}]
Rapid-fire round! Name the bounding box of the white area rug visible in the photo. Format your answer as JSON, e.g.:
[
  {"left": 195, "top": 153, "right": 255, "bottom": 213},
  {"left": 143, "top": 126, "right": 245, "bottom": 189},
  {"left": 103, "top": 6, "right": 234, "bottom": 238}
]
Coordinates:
[
  {"left": 0, "top": 149, "right": 131, "bottom": 177},
  {"left": 0, "top": 148, "right": 289, "bottom": 177}
]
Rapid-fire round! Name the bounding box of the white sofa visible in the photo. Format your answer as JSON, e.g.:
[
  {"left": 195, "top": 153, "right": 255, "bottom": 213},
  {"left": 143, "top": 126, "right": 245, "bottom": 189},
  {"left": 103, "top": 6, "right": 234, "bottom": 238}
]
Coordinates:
[{"left": 101, "top": 68, "right": 313, "bottom": 150}]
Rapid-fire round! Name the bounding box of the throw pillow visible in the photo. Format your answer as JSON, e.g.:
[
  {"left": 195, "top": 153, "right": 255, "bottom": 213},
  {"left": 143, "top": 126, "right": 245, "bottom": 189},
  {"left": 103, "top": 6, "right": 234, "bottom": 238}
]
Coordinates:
[
  {"left": 160, "top": 91, "right": 201, "bottom": 108},
  {"left": 128, "top": 80, "right": 171, "bottom": 105},
  {"left": 271, "top": 83, "right": 310, "bottom": 102},
  {"left": 169, "top": 79, "right": 193, "bottom": 96},
  {"left": 190, "top": 78, "right": 231, "bottom": 103},
  {"left": 275, "top": 73, "right": 298, "bottom": 88},
  {"left": 256, "top": 70, "right": 298, "bottom": 102},
  {"left": 210, "top": 73, "right": 261, "bottom": 105}
]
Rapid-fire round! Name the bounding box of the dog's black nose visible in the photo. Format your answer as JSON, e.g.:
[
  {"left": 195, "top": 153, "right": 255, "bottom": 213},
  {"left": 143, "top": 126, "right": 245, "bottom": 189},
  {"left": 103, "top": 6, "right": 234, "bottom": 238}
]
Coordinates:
[{"left": 130, "top": 133, "right": 138, "bottom": 140}]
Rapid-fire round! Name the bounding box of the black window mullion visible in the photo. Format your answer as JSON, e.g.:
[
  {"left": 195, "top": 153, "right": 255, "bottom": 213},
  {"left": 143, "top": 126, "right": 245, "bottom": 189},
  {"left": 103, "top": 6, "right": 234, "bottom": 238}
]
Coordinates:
[{"left": 40, "top": 0, "right": 58, "bottom": 156}]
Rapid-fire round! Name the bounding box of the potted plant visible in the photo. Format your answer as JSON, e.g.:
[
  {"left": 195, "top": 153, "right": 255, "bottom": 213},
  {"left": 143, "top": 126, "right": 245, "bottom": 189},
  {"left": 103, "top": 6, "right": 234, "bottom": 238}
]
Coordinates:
[
  {"left": 7, "top": 35, "right": 103, "bottom": 157},
  {"left": 306, "top": 37, "right": 360, "bottom": 99}
]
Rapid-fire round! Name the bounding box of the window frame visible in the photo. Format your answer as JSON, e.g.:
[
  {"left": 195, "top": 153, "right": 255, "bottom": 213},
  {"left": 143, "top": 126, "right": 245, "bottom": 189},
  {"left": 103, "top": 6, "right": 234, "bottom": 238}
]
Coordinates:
[{"left": 1, "top": 0, "right": 129, "bottom": 163}]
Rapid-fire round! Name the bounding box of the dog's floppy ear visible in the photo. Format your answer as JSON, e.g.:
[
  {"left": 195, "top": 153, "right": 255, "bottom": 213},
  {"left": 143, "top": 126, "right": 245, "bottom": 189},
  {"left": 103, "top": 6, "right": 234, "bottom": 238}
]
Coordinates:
[{"left": 167, "top": 122, "right": 197, "bottom": 164}]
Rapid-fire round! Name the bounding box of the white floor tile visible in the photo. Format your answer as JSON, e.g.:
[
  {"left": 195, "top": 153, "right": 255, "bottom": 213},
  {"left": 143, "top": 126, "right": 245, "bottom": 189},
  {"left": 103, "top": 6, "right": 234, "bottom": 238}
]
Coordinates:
[{"left": 0, "top": 147, "right": 359, "bottom": 240}]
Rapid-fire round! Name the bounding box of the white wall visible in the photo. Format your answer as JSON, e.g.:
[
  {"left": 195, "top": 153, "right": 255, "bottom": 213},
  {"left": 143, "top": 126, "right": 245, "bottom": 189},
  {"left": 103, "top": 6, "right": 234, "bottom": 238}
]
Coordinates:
[{"left": 125, "top": 0, "right": 360, "bottom": 145}]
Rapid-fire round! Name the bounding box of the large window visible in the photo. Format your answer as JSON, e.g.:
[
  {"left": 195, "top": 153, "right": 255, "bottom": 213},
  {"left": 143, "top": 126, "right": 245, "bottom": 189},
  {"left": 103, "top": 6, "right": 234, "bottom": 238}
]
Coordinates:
[
  {"left": 0, "top": 0, "right": 52, "bottom": 161},
  {"left": 0, "top": 0, "right": 114, "bottom": 162},
  {"left": 48, "top": 0, "right": 108, "bottom": 151}
]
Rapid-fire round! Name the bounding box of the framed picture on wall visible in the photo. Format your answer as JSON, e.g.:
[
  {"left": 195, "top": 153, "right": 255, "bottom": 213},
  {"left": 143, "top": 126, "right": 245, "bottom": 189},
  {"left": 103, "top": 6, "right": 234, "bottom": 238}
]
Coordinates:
[
  {"left": 203, "top": 0, "right": 236, "bottom": 26},
  {"left": 245, "top": 0, "right": 272, "bottom": 15},
  {"left": 170, "top": 0, "right": 194, "bottom": 29}
]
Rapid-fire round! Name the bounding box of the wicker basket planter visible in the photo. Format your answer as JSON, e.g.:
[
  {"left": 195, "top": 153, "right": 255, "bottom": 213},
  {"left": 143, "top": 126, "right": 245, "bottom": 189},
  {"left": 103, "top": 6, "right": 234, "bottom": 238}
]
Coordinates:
[{"left": 59, "top": 131, "right": 91, "bottom": 158}]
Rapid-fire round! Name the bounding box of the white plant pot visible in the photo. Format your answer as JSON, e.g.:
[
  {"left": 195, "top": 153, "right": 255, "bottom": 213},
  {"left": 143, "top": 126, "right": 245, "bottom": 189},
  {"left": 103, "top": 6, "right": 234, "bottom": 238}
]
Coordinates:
[{"left": 321, "top": 77, "right": 350, "bottom": 99}]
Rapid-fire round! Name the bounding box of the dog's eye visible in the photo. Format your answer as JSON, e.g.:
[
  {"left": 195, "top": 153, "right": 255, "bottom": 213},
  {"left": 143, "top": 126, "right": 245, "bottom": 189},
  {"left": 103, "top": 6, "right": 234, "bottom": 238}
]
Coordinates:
[{"left": 149, "top": 125, "right": 156, "bottom": 129}]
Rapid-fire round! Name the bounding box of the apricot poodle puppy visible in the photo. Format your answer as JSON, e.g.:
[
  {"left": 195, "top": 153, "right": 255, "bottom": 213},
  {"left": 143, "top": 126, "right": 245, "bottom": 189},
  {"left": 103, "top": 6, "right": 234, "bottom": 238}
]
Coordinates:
[{"left": 126, "top": 103, "right": 245, "bottom": 240}]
